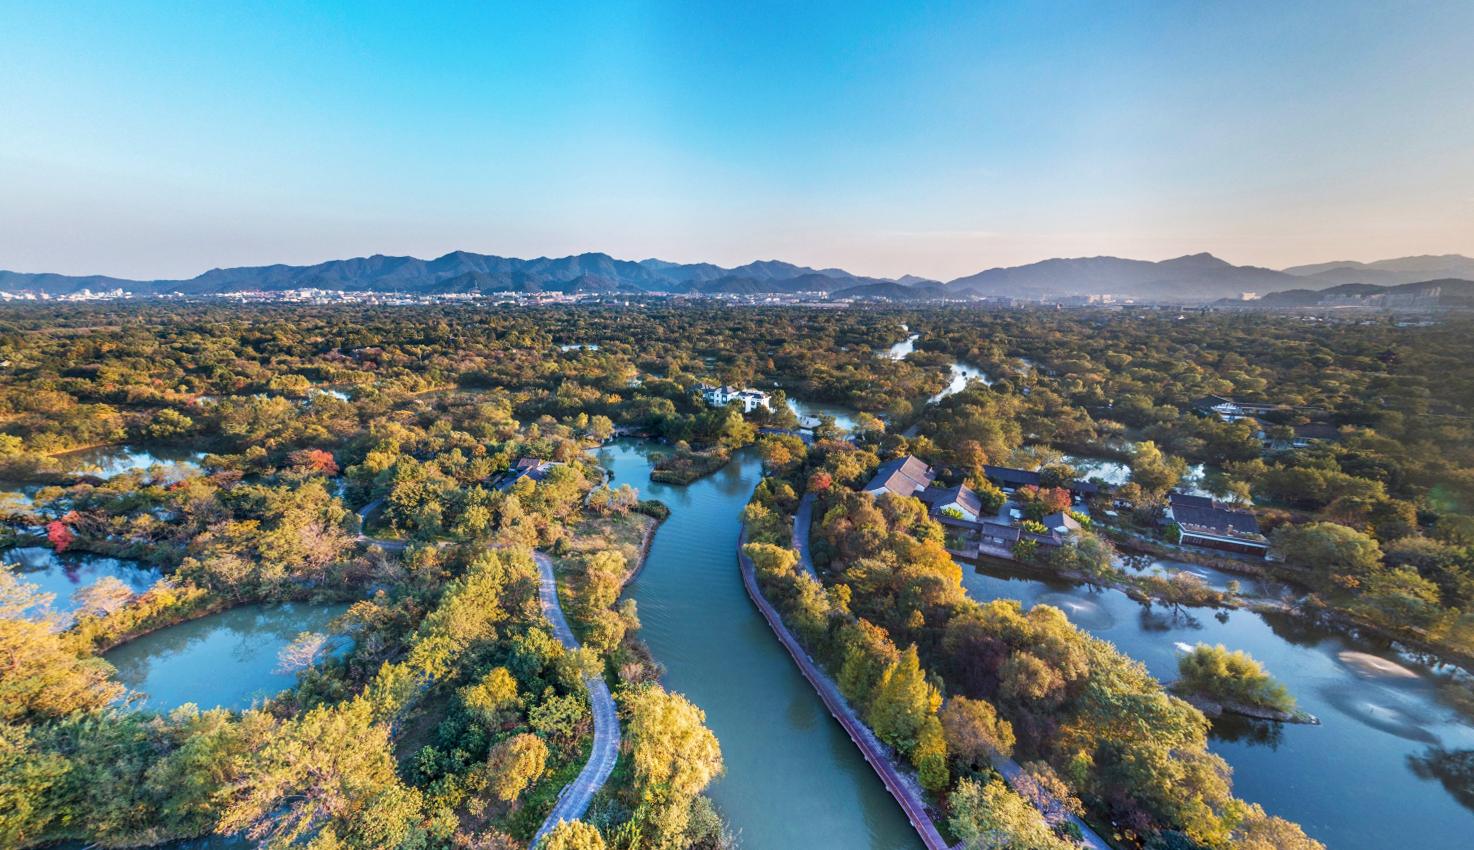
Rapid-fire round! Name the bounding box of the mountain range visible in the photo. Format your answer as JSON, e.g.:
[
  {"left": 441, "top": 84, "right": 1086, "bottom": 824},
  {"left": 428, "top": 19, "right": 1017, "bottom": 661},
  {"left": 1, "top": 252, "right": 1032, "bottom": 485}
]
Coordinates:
[{"left": 1, "top": 251, "right": 1469, "bottom": 303}]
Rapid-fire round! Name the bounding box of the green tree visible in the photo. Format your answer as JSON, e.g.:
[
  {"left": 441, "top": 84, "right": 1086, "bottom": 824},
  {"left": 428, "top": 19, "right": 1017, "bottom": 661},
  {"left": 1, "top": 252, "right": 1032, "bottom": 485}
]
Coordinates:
[
  {"left": 537, "top": 819, "right": 607, "bottom": 850},
  {"left": 218, "top": 698, "right": 424, "bottom": 850},
  {"left": 939, "top": 696, "right": 1015, "bottom": 767},
  {"left": 485, "top": 733, "right": 548, "bottom": 803},
  {"left": 868, "top": 645, "right": 941, "bottom": 755},
  {"left": 1175, "top": 644, "right": 1295, "bottom": 713},
  {"left": 1270, "top": 522, "right": 1383, "bottom": 578},
  {"left": 948, "top": 777, "right": 1073, "bottom": 850},
  {"left": 0, "top": 568, "right": 125, "bottom": 721}
]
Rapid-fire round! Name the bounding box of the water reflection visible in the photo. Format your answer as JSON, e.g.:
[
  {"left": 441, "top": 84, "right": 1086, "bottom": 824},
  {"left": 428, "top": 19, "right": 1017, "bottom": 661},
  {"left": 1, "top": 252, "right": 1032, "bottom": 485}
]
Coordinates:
[
  {"left": 958, "top": 555, "right": 1474, "bottom": 850},
  {"left": 1408, "top": 748, "right": 1474, "bottom": 813},
  {"left": 104, "top": 602, "right": 350, "bottom": 711},
  {"left": 1210, "top": 714, "right": 1288, "bottom": 750},
  {"left": 53, "top": 443, "right": 206, "bottom": 479},
  {"left": 602, "top": 439, "right": 925, "bottom": 850},
  {"left": 2, "top": 546, "right": 162, "bottom": 614}
]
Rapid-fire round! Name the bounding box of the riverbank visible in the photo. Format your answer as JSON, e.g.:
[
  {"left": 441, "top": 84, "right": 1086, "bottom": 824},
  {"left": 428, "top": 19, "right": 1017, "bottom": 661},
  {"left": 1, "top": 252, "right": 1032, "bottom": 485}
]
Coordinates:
[
  {"left": 1172, "top": 690, "right": 1321, "bottom": 725},
  {"left": 735, "top": 530, "right": 953, "bottom": 850}
]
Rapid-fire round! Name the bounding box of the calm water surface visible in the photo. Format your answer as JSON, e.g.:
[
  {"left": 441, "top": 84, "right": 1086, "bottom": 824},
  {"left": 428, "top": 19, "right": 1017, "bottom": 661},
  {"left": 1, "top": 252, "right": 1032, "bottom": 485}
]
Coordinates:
[
  {"left": 599, "top": 439, "right": 924, "bottom": 850},
  {"left": 104, "top": 602, "right": 350, "bottom": 712},
  {"left": 958, "top": 558, "right": 1474, "bottom": 850},
  {"left": 2, "top": 546, "right": 161, "bottom": 613},
  {"left": 54, "top": 443, "right": 206, "bottom": 479}
]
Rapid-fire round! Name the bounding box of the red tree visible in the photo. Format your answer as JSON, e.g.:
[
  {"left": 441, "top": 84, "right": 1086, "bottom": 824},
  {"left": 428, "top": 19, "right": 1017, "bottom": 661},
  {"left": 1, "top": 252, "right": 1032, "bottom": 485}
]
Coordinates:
[
  {"left": 288, "top": 449, "right": 340, "bottom": 476},
  {"left": 1038, "top": 487, "right": 1073, "bottom": 513},
  {"left": 46, "top": 521, "right": 75, "bottom": 553}
]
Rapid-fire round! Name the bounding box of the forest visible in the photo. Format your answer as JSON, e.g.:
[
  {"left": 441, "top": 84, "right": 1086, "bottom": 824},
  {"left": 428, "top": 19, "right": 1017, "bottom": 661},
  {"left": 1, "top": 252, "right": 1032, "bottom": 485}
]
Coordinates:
[{"left": 0, "top": 301, "right": 1471, "bottom": 850}]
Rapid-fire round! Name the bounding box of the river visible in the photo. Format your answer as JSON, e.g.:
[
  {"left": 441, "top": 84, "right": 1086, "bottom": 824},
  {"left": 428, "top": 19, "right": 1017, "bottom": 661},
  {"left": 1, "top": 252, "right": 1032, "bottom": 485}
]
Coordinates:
[
  {"left": 958, "top": 556, "right": 1474, "bottom": 850},
  {"left": 598, "top": 438, "right": 925, "bottom": 850},
  {"left": 104, "top": 602, "right": 351, "bottom": 712}
]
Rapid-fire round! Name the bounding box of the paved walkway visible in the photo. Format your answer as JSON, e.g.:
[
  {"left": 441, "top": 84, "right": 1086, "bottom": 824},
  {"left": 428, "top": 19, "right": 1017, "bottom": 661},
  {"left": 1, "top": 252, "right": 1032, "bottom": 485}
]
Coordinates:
[
  {"left": 355, "top": 498, "right": 408, "bottom": 550},
  {"left": 530, "top": 552, "right": 621, "bottom": 849},
  {"left": 791, "top": 493, "right": 819, "bottom": 581}
]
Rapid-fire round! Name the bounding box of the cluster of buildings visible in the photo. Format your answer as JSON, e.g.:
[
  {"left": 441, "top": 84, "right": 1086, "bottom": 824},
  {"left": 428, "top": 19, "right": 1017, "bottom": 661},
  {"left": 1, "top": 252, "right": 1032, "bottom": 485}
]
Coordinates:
[
  {"left": 1163, "top": 492, "right": 1268, "bottom": 556},
  {"left": 0, "top": 288, "right": 134, "bottom": 301},
  {"left": 858, "top": 455, "right": 1097, "bottom": 557},
  {"left": 496, "top": 457, "right": 561, "bottom": 490},
  {"left": 856, "top": 453, "right": 1269, "bottom": 560},
  {"left": 1193, "top": 395, "right": 1341, "bottom": 448},
  {"left": 697, "top": 383, "right": 773, "bottom": 413}
]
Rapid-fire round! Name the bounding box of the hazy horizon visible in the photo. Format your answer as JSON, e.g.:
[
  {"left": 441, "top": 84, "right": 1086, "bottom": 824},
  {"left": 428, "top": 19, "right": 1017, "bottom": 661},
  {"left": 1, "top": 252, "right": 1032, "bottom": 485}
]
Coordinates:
[{"left": 3, "top": 1, "right": 1471, "bottom": 281}]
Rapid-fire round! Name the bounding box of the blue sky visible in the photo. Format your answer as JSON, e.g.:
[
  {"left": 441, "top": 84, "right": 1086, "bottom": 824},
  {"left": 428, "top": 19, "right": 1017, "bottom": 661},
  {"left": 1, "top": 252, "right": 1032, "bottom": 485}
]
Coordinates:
[{"left": 1, "top": 1, "right": 1471, "bottom": 281}]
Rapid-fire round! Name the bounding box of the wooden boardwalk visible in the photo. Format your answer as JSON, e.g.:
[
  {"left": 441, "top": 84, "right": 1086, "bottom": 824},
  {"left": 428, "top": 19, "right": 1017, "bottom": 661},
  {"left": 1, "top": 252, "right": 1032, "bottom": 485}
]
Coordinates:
[{"left": 737, "top": 535, "right": 954, "bottom": 850}]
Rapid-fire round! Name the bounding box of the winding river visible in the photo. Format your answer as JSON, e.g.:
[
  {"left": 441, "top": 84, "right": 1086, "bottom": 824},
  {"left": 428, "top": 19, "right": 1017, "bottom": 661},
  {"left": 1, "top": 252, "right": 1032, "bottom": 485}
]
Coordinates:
[{"left": 599, "top": 439, "right": 926, "bottom": 850}]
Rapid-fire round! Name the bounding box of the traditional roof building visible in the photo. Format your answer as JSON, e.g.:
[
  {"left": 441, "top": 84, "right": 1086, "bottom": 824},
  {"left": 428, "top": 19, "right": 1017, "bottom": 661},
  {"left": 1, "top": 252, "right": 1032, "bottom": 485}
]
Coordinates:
[
  {"left": 1165, "top": 491, "right": 1267, "bottom": 556},
  {"left": 498, "top": 458, "right": 560, "bottom": 490},
  {"left": 862, "top": 455, "right": 936, "bottom": 499},
  {"left": 922, "top": 483, "right": 985, "bottom": 523},
  {"left": 981, "top": 465, "right": 1099, "bottom": 498}
]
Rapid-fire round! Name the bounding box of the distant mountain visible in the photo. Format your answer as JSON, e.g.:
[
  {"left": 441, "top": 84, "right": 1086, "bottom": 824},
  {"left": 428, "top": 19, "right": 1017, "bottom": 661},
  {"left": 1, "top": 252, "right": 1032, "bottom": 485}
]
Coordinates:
[
  {"left": 944, "top": 253, "right": 1294, "bottom": 301},
  {"left": 832, "top": 281, "right": 949, "bottom": 301},
  {"left": 1245, "top": 278, "right": 1474, "bottom": 308},
  {"left": 9, "top": 249, "right": 1471, "bottom": 303},
  {"left": 0, "top": 251, "right": 897, "bottom": 296},
  {"left": 1280, "top": 255, "right": 1474, "bottom": 287}
]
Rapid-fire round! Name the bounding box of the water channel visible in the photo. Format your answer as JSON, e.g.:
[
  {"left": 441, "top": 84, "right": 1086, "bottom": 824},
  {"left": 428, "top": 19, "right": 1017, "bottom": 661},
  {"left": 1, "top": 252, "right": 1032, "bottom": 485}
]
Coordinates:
[
  {"left": 53, "top": 443, "right": 207, "bottom": 479},
  {"left": 598, "top": 438, "right": 925, "bottom": 850}
]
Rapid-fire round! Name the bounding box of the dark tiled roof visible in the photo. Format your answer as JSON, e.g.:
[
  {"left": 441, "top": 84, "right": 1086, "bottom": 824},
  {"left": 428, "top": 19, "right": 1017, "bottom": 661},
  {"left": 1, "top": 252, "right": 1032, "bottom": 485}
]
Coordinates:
[
  {"left": 1041, "top": 512, "right": 1082, "bottom": 532},
  {"left": 983, "top": 465, "right": 1098, "bottom": 494},
  {"left": 983, "top": 465, "right": 1040, "bottom": 487},
  {"left": 1168, "top": 492, "right": 1215, "bottom": 509},
  {"left": 934, "top": 484, "right": 984, "bottom": 517},
  {"left": 864, "top": 455, "right": 935, "bottom": 497},
  {"left": 1294, "top": 423, "right": 1341, "bottom": 441},
  {"left": 980, "top": 522, "right": 1021, "bottom": 542},
  {"left": 1170, "top": 502, "right": 1262, "bottom": 536}
]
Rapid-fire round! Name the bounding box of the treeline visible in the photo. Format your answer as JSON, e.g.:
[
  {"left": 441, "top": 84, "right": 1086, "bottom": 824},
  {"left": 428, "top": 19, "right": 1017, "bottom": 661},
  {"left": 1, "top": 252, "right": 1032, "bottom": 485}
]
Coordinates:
[
  {"left": 1, "top": 357, "right": 730, "bottom": 848},
  {"left": 744, "top": 438, "right": 1323, "bottom": 850}
]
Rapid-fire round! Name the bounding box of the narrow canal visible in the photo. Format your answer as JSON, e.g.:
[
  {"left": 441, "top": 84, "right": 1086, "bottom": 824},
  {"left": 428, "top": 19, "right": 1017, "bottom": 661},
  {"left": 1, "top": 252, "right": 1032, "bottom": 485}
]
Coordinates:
[{"left": 598, "top": 439, "right": 925, "bottom": 850}]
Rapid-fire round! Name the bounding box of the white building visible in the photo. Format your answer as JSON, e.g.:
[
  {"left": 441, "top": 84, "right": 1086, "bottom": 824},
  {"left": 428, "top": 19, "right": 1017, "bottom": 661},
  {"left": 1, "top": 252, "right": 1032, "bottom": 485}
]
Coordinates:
[{"left": 699, "top": 384, "right": 772, "bottom": 413}]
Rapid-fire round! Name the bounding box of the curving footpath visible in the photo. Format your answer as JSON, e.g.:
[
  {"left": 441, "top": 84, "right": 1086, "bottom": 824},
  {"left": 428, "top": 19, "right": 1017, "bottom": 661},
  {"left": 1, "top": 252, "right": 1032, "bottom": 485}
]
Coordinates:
[
  {"left": 738, "top": 535, "right": 953, "bottom": 850},
  {"left": 530, "top": 552, "right": 621, "bottom": 850},
  {"left": 791, "top": 492, "right": 819, "bottom": 582}
]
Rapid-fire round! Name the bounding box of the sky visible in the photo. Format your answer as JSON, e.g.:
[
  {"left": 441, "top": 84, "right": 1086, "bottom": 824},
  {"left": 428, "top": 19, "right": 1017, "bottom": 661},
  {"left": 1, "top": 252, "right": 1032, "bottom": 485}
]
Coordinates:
[{"left": 1, "top": 0, "right": 1472, "bottom": 282}]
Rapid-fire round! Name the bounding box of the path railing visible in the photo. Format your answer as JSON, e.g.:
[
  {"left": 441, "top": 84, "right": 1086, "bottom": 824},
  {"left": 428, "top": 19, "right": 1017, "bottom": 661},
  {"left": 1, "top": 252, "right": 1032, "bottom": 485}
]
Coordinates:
[{"left": 737, "top": 533, "right": 954, "bottom": 850}]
